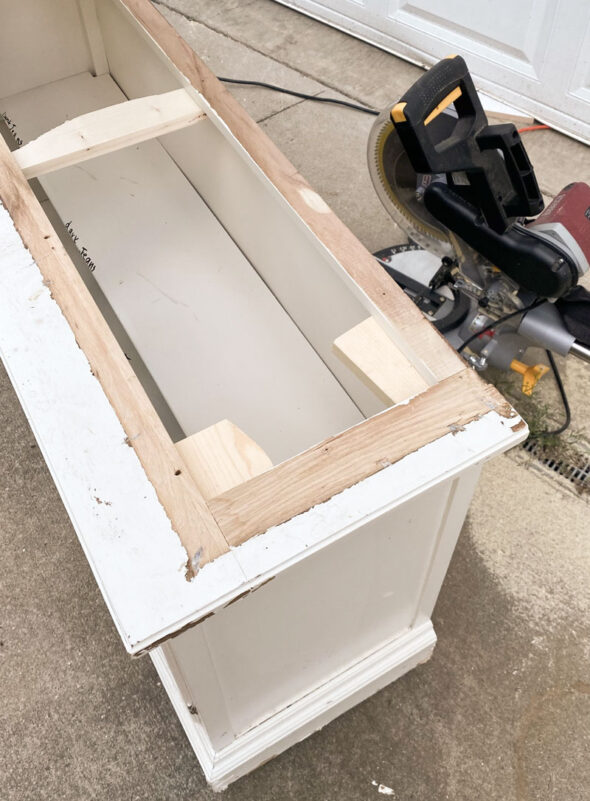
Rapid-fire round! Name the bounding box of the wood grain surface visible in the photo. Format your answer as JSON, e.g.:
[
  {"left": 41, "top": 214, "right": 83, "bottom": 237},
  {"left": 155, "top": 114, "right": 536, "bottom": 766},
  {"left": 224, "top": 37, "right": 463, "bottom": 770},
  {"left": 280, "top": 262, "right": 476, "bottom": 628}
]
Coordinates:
[
  {"left": 0, "top": 134, "right": 229, "bottom": 572},
  {"left": 209, "top": 369, "right": 514, "bottom": 547}
]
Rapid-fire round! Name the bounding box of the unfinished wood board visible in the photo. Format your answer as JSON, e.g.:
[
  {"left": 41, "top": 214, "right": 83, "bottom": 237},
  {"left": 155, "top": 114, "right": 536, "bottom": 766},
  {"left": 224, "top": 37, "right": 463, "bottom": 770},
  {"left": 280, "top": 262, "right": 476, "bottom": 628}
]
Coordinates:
[
  {"left": 480, "top": 92, "right": 535, "bottom": 125},
  {"left": 0, "top": 135, "right": 228, "bottom": 570},
  {"left": 209, "top": 368, "right": 513, "bottom": 548},
  {"left": 175, "top": 420, "right": 272, "bottom": 501},
  {"left": 14, "top": 88, "right": 205, "bottom": 178},
  {"left": 1, "top": 71, "right": 364, "bottom": 464},
  {"left": 334, "top": 317, "right": 429, "bottom": 404}
]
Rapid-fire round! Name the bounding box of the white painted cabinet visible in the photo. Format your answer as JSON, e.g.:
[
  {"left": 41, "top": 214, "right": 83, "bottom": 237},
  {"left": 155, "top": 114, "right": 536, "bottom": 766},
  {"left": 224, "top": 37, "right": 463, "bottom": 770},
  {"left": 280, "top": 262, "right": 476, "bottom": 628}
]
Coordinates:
[
  {"left": 0, "top": 0, "right": 527, "bottom": 790},
  {"left": 276, "top": 0, "right": 590, "bottom": 142}
]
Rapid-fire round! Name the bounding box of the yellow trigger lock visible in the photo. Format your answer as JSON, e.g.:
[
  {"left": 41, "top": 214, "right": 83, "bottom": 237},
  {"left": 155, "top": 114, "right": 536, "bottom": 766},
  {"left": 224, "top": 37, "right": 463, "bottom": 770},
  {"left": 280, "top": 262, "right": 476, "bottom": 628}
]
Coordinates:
[{"left": 510, "top": 360, "right": 550, "bottom": 396}]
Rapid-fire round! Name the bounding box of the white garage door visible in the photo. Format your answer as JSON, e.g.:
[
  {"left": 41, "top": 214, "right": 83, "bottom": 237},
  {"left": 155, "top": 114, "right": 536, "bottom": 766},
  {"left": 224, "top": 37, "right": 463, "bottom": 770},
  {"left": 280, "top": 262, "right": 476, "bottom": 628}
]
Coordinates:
[{"left": 276, "top": 0, "right": 590, "bottom": 143}]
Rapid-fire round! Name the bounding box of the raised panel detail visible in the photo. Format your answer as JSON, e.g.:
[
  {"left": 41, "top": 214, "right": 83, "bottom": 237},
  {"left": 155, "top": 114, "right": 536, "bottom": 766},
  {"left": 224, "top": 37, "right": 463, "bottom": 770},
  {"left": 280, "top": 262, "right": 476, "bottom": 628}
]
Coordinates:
[
  {"left": 568, "top": 17, "right": 590, "bottom": 102},
  {"left": 388, "top": 0, "right": 556, "bottom": 78}
]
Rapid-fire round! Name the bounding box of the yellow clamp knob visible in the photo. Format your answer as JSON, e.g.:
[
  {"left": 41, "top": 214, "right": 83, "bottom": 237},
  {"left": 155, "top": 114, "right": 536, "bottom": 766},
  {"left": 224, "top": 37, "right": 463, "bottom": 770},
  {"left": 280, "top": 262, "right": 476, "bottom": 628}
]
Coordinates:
[{"left": 509, "top": 359, "right": 550, "bottom": 396}]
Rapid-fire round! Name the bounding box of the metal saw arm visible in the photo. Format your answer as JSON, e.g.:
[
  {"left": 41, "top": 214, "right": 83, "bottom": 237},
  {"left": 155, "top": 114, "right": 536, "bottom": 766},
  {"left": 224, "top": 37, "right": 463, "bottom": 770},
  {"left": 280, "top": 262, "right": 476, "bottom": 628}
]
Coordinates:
[{"left": 424, "top": 182, "right": 579, "bottom": 297}]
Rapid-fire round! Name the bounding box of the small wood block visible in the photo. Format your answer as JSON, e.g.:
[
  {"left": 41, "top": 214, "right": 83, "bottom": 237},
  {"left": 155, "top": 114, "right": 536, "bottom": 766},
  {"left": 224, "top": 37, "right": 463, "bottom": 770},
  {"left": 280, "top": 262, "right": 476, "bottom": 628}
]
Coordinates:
[
  {"left": 13, "top": 88, "right": 206, "bottom": 179},
  {"left": 175, "top": 420, "right": 273, "bottom": 501},
  {"left": 334, "top": 317, "right": 430, "bottom": 404}
]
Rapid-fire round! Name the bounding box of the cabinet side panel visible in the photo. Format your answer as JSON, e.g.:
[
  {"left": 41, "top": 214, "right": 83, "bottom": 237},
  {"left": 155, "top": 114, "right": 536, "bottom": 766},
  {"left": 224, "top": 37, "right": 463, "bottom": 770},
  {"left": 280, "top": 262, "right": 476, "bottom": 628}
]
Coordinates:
[{"left": 166, "top": 482, "right": 451, "bottom": 746}]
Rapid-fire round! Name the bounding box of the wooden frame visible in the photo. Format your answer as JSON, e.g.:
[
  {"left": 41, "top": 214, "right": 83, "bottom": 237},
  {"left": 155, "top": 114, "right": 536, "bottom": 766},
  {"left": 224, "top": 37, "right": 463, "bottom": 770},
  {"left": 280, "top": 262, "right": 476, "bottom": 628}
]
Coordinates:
[{"left": 0, "top": 0, "right": 511, "bottom": 575}]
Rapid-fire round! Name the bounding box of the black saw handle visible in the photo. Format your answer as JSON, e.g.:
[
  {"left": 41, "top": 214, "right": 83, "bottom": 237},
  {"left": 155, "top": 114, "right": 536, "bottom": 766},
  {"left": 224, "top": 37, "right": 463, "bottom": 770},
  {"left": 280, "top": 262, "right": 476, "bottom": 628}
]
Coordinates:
[
  {"left": 391, "top": 55, "right": 543, "bottom": 233},
  {"left": 391, "top": 54, "right": 486, "bottom": 173}
]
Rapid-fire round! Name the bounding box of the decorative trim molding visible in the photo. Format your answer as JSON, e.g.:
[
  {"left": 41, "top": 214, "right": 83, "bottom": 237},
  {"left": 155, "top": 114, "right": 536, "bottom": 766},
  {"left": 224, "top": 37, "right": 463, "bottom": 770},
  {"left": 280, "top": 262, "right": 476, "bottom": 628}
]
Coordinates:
[{"left": 151, "top": 621, "right": 436, "bottom": 790}]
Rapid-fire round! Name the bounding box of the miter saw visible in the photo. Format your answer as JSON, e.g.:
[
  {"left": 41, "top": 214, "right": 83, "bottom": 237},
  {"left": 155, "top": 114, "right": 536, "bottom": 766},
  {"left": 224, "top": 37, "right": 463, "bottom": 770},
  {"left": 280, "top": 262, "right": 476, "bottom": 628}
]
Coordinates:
[{"left": 368, "top": 55, "right": 590, "bottom": 400}]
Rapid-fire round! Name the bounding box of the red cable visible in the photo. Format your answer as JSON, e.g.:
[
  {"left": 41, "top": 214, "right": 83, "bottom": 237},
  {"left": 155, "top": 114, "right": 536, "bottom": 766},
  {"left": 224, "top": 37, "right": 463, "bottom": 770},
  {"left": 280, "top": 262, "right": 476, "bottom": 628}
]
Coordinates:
[{"left": 518, "top": 124, "right": 550, "bottom": 133}]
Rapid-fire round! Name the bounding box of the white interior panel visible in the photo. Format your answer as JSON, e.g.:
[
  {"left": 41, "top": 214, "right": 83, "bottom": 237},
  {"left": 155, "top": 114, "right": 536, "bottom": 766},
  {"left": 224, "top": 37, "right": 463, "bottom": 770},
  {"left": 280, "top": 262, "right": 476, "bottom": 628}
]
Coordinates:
[
  {"left": 96, "top": 0, "right": 388, "bottom": 418},
  {"left": 0, "top": 0, "right": 94, "bottom": 98},
  {"left": 0, "top": 72, "right": 363, "bottom": 462}
]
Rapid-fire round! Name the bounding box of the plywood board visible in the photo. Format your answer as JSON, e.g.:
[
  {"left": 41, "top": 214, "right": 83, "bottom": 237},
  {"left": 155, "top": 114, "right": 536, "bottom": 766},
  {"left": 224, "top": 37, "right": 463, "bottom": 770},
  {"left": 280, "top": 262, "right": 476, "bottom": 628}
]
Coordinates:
[
  {"left": 111, "top": 0, "right": 465, "bottom": 385},
  {"left": 1, "top": 72, "right": 364, "bottom": 465}
]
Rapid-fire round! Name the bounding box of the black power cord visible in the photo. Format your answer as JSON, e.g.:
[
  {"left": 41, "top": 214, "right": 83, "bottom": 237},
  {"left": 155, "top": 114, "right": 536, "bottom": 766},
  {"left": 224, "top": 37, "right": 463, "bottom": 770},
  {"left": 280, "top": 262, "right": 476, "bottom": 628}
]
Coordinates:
[
  {"left": 537, "top": 350, "right": 571, "bottom": 437},
  {"left": 456, "top": 301, "right": 571, "bottom": 435},
  {"left": 456, "top": 299, "right": 543, "bottom": 354},
  {"left": 218, "top": 77, "right": 379, "bottom": 116}
]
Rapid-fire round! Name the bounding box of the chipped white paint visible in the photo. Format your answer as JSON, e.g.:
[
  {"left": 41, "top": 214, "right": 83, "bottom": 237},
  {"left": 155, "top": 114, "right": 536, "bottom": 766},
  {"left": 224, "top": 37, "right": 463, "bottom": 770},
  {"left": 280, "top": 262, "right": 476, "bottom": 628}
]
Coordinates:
[
  {"left": 0, "top": 202, "right": 242, "bottom": 652},
  {"left": 0, "top": 200, "right": 527, "bottom": 664},
  {"left": 372, "top": 781, "right": 396, "bottom": 795}
]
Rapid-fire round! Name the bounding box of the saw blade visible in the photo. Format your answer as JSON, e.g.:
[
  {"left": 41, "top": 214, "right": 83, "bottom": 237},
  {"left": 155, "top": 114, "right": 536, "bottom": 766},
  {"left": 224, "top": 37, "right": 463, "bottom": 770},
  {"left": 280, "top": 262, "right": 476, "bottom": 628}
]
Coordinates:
[{"left": 367, "top": 108, "right": 455, "bottom": 258}]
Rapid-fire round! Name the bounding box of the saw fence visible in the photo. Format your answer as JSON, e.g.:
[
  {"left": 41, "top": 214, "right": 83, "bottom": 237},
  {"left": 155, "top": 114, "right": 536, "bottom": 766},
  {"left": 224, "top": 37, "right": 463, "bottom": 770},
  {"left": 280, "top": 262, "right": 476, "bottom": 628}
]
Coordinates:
[{"left": 0, "top": 0, "right": 527, "bottom": 789}]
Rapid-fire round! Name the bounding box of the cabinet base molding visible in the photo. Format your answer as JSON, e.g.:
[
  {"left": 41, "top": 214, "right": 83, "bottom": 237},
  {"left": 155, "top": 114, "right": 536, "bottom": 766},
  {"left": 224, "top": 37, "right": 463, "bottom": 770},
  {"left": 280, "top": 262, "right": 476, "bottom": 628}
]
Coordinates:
[{"left": 151, "top": 621, "right": 436, "bottom": 790}]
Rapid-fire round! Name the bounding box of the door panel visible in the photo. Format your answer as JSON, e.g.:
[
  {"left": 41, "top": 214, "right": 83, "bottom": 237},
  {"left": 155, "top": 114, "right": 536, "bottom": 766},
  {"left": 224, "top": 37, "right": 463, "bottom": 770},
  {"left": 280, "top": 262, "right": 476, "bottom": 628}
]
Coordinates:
[
  {"left": 388, "top": 0, "right": 555, "bottom": 79},
  {"left": 276, "top": 0, "right": 590, "bottom": 143}
]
